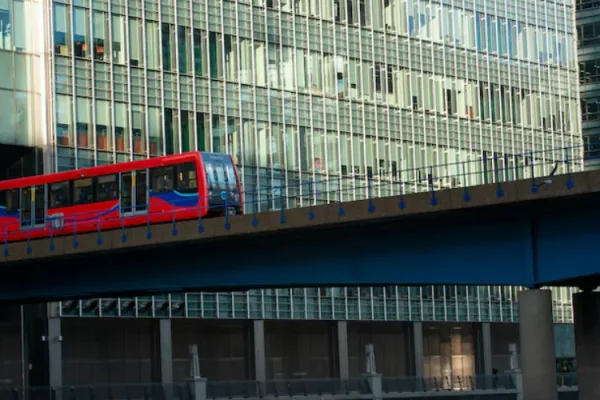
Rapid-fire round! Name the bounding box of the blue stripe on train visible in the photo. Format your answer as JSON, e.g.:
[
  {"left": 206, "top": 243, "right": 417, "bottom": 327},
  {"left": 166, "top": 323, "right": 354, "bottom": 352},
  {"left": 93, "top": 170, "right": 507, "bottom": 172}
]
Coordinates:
[
  {"left": 0, "top": 206, "right": 18, "bottom": 218},
  {"left": 149, "top": 191, "right": 199, "bottom": 207}
]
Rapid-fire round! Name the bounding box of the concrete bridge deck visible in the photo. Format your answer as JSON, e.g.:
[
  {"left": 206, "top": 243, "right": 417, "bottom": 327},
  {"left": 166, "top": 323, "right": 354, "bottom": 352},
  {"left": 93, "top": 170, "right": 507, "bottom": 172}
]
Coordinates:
[
  {"left": 0, "top": 169, "right": 594, "bottom": 264},
  {"left": 2, "top": 168, "right": 600, "bottom": 302}
]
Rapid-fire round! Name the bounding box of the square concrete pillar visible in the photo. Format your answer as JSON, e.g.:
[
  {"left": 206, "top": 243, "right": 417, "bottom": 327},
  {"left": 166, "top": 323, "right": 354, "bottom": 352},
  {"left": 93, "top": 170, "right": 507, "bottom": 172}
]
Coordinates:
[
  {"left": 573, "top": 291, "right": 600, "bottom": 400},
  {"left": 518, "top": 289, "right": 557, "bottom": 400},
  {"left": 159, "top": 319, "right": 173, "bottom": 385},
  {"left": 253, "top": 320, "right": 266, "bottom": 381},
  {"left": 337, "top": 321, "right": 349, "bottom": 379},
  {"left": 47, "top": 317, "right": 62, "bottom": 388},
  {"left": 412, "top": 322, "right": 424, "bottom": 376},
  {"left": 481, "top": 322, "right": 493, "bottom": 376}
]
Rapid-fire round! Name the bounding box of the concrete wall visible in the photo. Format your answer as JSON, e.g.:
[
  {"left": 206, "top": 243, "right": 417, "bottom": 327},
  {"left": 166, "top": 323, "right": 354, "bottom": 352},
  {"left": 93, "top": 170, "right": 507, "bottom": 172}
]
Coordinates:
[
  {"left": 490, "top": 323, "right": 520, "bottom": 373},
  {"left": 264, "top": 321, "right": 335, "bottom": 379},
  {"left": 0, "top": 321, "right": 23, "bottom": 386},
  {"left": 171, "top": 320, "right": 251, "bottom": 381},
  {"left": 347, "top": 321, "right": 411, "bottom": 377},
  {"left": 62, "top": 319, "right": 157, "bottom": 385},
  {"left": 8, "top": 315, "right": 578, "bottom": 387}
]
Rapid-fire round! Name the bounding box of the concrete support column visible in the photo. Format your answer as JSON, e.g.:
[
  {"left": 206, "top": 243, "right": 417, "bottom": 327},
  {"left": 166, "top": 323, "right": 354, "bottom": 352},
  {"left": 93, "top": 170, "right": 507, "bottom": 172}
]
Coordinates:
[
  {"left": 159, "top": 319, "right": 173, "bottom": 385},
  {"left": 336, "top": 321, "right": 349, "bottom": 379},
  {"left": 47, "top": 317, "right": 62, "bottom": 388},
  {"left": 412, "top": 322, "right": 424, "bottom": 378},
  {"left": 518, "top": 289, "right": 557, "bottom": 400},
  {"left": 253, "top": 320, "right": 266, "bottom": 381},
  {"left": 573, "top": 291, "right": 600, "bottom": 400},
  {"left": 481, "top": 322, "right": 493, "bottom": 376}
]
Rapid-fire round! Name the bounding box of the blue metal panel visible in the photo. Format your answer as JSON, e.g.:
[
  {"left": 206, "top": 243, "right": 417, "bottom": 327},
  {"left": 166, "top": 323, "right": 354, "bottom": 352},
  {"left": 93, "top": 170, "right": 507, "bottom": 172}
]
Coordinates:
[
  {"left": 534, "top": 208, "right": 600, "bottom": 284},
  {"left": 3, "top": 192, "right": 600, "bottom": 302},
  {"left": 0, "top": 217, "right": 535, "bottom": 301}
]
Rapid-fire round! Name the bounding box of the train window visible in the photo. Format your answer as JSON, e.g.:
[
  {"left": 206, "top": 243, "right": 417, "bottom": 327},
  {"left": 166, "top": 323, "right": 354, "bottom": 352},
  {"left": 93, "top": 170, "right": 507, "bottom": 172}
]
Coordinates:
[
  {"left": 151, "top": 166, "right": 175, "bottom": 193},
  {"left": 0, "top": 191, "right": 5, "bottom": 209},
  {"left": 176, "top": 163, "right": 198, "bottom": 193},
  {"left": 97, "top": 175, "right": 119, "bottom": 201},
  {"left": 49, "top": 182, "right": 72, "bottom": 209},
  {"left": 213, "top": 163, "right": 227, "bottom": 187},
  {"left": 73, "top": 178, "right": 95, "bottom": 205},
  {"left": 204, "top": 163, "right": 216, "bottom": 191},
  {"left": 5, "top": 190, "right": 18, "bottom": 214}
]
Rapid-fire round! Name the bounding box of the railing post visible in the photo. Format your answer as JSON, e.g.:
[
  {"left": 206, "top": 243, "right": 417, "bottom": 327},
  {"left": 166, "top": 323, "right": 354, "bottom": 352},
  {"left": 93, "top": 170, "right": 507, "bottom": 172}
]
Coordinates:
[
  {"left": 197, "top": 200, "right": 204, "bottom": 233},
  {"left": 97, "top": 216, "right": 103, "bottom": 245},
  {"left": 367, "top": 171, "right": 375, "bottom": 213},
  {"left": 308, "top": 178, "right": 315, "bottom": 220},
  {"left": 26, "top": 226, "right": 32, "bottom": 255},
  {"left": 188, "top": 345, "right": 207, "bottom": 400},
  {"left": 494, "top": 153, "right": 504, "bottom": 197},
  {"left": 530, "top": 152, "right": 538, "bottom": 193},
  {"left": 224, "top": 194, "right": 231, "bottom": 229},
  {"left": 509, "top": 343, "right": 523, "bottom": 400},
  {"left": 279, "top": 185, "right": 286, "bottom": 224},
  {"left": 49, "top": 215, "right": 55, "bottom": 251},
  {"left": 251, "top": 187, "right": 258, "bottom": 227},
  {"left": 462, "top": 160, "right": 470, "bottom": 202},
  {"left": 565, "top": 148, "right": 574, "bottom": 189},
  {"left": 2, "top": 224, "right": 7, "bottom": 257},
  {"left": 120, "top": 212, "right": 127, "bottom": 243},
  {"left": 171, "top": 209, "right": 178, "bottom": 236},
  {"left": 398, "top": 174, "right": 406, "bottom": 210},
  {"left": 337, "top": 176, "right": 345, "bottom": 217},
  {"left": 365, "top": 373, "right": 382, "bottom": 400},
  {"left": 428, "top": 167, "right": 437, "bottom": 206}
]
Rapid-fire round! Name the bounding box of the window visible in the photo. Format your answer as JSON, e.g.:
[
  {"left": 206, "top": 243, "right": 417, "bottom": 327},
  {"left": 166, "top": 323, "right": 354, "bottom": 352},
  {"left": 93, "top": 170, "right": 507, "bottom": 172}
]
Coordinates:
[
  {"left": 49, "top": 182, "right": 71, "bottom": 208},
  {"left": 96, "top": 175, "right": 118, "bottom": 201},
  {"left": 151, "top": 166, "right": 175, "bottom": 192},
  {"left": 5, "top": 190, "right": 18, "bottom": 214},
  {"left": 73, "top": 178, "right": 94, "bottom": 205},
  {"left": 176, "top": 162, "right": 198, "bottom": 193},
  {"left": 204, "top": 162, "right": 216, "bottom": 191}
]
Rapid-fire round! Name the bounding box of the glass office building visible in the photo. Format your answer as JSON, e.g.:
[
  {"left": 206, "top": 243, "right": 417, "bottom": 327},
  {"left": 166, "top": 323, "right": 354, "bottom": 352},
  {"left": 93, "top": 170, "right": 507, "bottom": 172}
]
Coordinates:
[
  {"left": 577, "top": 0, "right": 600, "bottom": 168},
  {"left": 0, "top": 0, "right": 48, "bottom": 178},
  {"left": 59, "top": 286, "right": 577, "bottom": 324},
  {"left": 41, "top": 0, "right": 582, "bottom": 387},
  {"left": 49, "top": 0, "right": 582, "bottom": 196}
]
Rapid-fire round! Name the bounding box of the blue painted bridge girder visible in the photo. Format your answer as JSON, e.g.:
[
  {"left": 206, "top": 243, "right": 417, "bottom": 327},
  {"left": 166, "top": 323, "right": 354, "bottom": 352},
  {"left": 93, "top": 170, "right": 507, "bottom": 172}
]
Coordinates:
[{"left": 2, "top": 192, "right": 600, "bottom": 303}]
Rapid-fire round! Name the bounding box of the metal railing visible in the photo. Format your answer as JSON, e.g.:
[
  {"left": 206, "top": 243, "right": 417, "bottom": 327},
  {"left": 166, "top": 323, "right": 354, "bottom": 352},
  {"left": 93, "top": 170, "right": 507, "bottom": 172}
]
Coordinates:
[
  {"left": 0, "top": 375, "right": 516, "bottom": 400},
  {"left": 0, "top": 372, "right": 583, "bottom": 400},
  {"left": 0, "top": 143, "right": 586, "bottom": 254}
]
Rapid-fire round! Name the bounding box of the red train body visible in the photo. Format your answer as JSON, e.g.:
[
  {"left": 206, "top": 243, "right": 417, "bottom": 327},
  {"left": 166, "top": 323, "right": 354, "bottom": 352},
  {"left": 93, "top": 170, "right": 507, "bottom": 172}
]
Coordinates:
[{"left": 0, "top": 152, "right": 243, "bottom": 243}]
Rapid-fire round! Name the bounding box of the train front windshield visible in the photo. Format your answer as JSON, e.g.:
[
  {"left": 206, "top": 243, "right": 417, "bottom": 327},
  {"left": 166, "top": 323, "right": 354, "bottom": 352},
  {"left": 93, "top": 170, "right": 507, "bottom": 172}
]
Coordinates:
[{"left": 201, "top": 152, "right": 241, "bottom": 211}]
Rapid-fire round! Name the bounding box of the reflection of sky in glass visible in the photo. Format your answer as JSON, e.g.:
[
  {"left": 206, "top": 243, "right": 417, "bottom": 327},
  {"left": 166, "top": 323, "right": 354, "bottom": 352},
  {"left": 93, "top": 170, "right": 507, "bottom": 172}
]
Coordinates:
[{"left": 15, "top": 91, "right": 25, "bottom": 126}]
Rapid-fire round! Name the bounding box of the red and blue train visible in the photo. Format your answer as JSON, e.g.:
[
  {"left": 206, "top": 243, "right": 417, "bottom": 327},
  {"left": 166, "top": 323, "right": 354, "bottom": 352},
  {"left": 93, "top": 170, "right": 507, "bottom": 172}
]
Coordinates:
[{"left": 0, "top": 152, "right": 243, "bottom": 242}]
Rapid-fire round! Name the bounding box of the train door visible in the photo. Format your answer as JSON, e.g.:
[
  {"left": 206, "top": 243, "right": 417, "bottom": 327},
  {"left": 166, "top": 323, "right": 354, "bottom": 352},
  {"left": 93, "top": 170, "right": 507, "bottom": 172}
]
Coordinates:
[
  {"left": 120, "top": 170, "right": 148, "bottom": 216},
  {"left": 20, "top": 185, "right": 46, "bottom": 229}
]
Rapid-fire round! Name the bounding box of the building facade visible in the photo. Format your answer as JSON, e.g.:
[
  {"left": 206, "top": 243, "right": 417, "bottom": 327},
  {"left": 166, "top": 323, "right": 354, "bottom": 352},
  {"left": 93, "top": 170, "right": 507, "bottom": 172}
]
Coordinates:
[
  {"left": 0, "top": 0, "right": 584, "bottom": 389},
  {"left": 577, "top": 0, "right": 600, "bottom": 168},
  {"left": 47, "top": 0, "right": 582, "bottom": 193},
  {"left": 0, "top": 0, "right": 47, "bottom": 178}
]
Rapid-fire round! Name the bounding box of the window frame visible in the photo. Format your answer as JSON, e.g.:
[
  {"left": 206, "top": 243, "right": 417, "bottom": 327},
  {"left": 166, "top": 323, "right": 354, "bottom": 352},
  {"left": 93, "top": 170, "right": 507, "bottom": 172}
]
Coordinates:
[
  {"left": 176, "top": 162, "right": 199, "bottom": 194},
  {"left": 96, "top": 174, "right": 119, "bottom": 202},
  {"left": 151, "top": 166, "right": 175, "bottom": 193},
  {"left": 72, "top": 177, "right": 95, "bottom": 205},
  {"left": 49, "top": 181, "right": 72, "bottom": 209}
]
